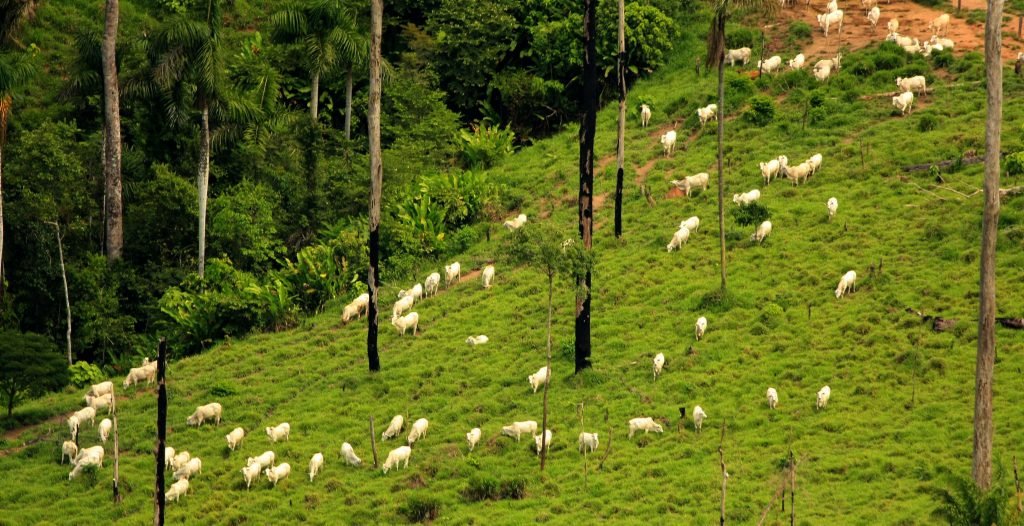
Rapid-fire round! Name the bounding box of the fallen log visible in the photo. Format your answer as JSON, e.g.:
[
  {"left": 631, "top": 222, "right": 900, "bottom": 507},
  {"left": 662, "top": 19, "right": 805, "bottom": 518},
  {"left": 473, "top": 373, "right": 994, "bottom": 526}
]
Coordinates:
[
  {"left": 998, "top": 318, "right": 1024, "bottom": 330},
  {"left": 906, "top": 307, "right": 957, "bottom": 332}
]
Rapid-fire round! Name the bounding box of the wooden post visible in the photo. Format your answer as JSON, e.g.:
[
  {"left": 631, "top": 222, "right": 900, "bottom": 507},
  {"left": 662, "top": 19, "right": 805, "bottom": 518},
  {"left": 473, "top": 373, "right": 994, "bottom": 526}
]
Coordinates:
[
  {"left": 957, "top": 0, "right": 961, "bottom": 12},
  {"left": 719, "top": 420, "right": 728, "bottom": 526},
  {"left": 597, "top": 408, "right": 612, "bottom": 470},
  {"left": 758, "top": 31, "right": 766, "bottom": 76},
  {"left": 1018, "top": 16, "right": 1022, "bottom": 39},
  {"left": 1015, "top": 456, "right": 1023, "bottom": 513},
  {"left": 112, "top": 389, "right": 121, "bottom": 503},
  {"left": 154, "top": 338, "right": 167, "bottom": 526},
  {"left": 369, "top": 416, "right": 379, "bottom": 468},
  {"left": 789, "top": 449, "right": 796, "bottom": 526},
  {"left": 577, "top": 401, "right": 587, "bottom": 488}
]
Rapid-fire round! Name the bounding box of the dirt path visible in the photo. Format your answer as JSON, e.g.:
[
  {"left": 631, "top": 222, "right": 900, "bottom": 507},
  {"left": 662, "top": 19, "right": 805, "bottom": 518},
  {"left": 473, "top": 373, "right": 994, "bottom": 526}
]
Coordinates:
[{"left": 769, "top": 0, "right": 1024, "bottom": 61}]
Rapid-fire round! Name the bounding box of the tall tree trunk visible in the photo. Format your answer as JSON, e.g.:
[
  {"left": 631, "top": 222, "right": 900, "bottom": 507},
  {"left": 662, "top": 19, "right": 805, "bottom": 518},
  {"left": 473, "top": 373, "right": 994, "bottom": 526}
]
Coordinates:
[
  {"left": 540, "top": 273, "right": 553, "bottom": 470},
  {"left": 973, "top": 0, "right": 1003, "bottom": 491},
  {"left": 311, "top": 72, "right": 320, "bottom": 123},
  {"left": 101, "top": 0, "right": 123, "bottom": 262},
  {"left": 197, "top": 103, "right": 210, "bottom": 278},
  {"left": 0, "top": 99, "right": 7, "bottom": 297},
  {"left": 344, "top": 66, "right": 353, "bottom": 140},
  {"left": 112, "top": 390, "right": 121, "bottom": 503},
  {"left": 716, "top": 18, "right": 727, "bottom": 293},
  {"left": 613, "top": 0, "right": 625, "bottom": 238},
  {"left": 575, "top": 0, "right": 596, "bottom": 374},
  {"left": 366, "top": 0, "right": 383, "bottom": 372},
  {"left": 154, "top": 338, "right": 167, "bottom": 526},
  {"left": 48, "top": 221, "right": 72, "bottom": 365}
]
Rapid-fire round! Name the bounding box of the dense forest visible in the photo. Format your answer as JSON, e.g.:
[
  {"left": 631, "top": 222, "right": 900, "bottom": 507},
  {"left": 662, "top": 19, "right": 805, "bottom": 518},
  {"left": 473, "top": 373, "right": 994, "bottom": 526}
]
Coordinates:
[{"left": 0, "top": 0, "right": 682, "bottom": 366}]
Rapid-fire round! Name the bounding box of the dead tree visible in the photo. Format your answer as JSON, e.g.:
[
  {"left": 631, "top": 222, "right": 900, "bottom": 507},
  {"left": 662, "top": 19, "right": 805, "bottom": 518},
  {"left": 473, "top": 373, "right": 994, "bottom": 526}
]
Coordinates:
[{"left": 154, "top": 338, "right": 167, "bottom": 526}]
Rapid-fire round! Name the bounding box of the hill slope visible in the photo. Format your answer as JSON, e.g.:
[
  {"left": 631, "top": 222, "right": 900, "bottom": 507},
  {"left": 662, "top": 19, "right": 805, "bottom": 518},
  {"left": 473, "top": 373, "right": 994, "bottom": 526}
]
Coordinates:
[{"left": 3, "top": 10, "right": 1024, "bottom": 525}]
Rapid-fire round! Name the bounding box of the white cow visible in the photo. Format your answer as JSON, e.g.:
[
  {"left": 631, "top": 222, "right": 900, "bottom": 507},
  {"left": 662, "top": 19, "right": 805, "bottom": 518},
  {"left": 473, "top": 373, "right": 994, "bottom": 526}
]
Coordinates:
[
  {"left": 466, "top": 428, "right": 482, "bottom": 452},
  {"left": 225, "top": 427, "right": 245, "bottom": 451},
  {"left": 697, "top": 104, "right": 718, "bottom": 127},
  {"left": 751, "top": 220, "right": 772, "bottom": 244},
  {"left": 341, "top": 442, "right": 362, "bottom": 466},
  {"left": 529, "top": 366, "right": 550, "bottom": 393},
  {"left": 757, "top": 55, "right": 783, "bottom": 73},
  {"left": 578, "top": 432, "right": 599, "bottom": 453},
  {"left": 767, "top": 387, "right": 779, "bottom": 409},
  {"left": 628, "top": 417, "right": 664, "bottom": 438},
  {"left": 382, "top": 415, "right": 405, "bottom": 440},
  {"left": 929, "top": 13, "right": 950, "bottom": 36},
  {"left": 835, "top": 270, "right": 857, "bottom": 298},
  {"left": 892, "top": 91, "right": 914, "bottom": 116},
  {"left": 186, "top": 402, "right": 222, "bottom": 427},
  {"left": 653, "top": 352, "right": 665, "bottom": 380},
  {"left": 693, "top": 405, "right": 708, "bottom": 432},
  {"left": 407, "top": 418, "right": 429, "bottom": 445},
  {"left": 482, "top": 264, "right": 495, "bottom": 289},
  {"left": 264, "top": 463, "right": 292, "bottom": 487},
  {"left": 640, "top": 104, "right": 652, "bottom": 127},
  {"left": 817, "top": 385, "right": 832, "bottom": 409},
  {"left": 501, "top": 420, "right": 538, "bottom": 441},
  {"left": 265, "top": 422, "right": 291, "bottom": 442},
  {"left": 382, "top": 446, "right": 412, "bottom": 474},
  {"left": 424, "top": 272, "right": 441, "bottom": 297},
  {"left": 827, "top": 197, "right": 839, "bottom": 220},
  {"left": 726, "top": 47, "right": 752, "bottom": 66},
  {"left": 309, "top": 453, "right": 324, "bottom": 482},
  {"left": 760, "top": 158, "right": 781, "bottom": 185},
  {"left": 788, "top": 53, "right": 805, "bottom": 70},
  {"left": 445, "top": 262, "right": 461, "bottom": 287},
  {"left": 660, "top": 130, "right": 677, "bottom": 157},
  {"left": 392, "top": 312, "right": 419, "bottom": 336},
  {"left": 342, "top": 293, "right": 369, "bottom": 322},
  {"left": 666, "top": 226, "right": 690, "bottom": 252},
  {"left": 534, "top": 429, "right": 553, "bottom": 455},
  {"left": 695, "top": 316, "right": 708, "bottom": 340}
]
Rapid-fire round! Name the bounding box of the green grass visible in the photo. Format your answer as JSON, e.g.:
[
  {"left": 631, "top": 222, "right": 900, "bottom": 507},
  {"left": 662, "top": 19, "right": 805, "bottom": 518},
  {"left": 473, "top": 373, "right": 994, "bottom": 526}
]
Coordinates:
[{"left": 4, "top": 20, "right": 1024, "bottom": 526}]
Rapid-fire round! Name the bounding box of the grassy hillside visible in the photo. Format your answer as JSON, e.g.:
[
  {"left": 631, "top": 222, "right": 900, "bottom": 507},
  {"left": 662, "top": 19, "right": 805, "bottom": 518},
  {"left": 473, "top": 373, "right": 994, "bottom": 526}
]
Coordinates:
[{"left": 4, "top": 19, "right": 1024, "bottom": 525}]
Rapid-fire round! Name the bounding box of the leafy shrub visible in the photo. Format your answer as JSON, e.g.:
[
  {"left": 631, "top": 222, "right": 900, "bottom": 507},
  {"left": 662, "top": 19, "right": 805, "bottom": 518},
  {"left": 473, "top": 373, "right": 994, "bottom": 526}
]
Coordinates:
[
  {"left": 401, "top": 495, "right": 441, "bottom": 522},
  {"left": 457, "top": 122, "right": 515, "bottom": 169},
  {"left": 743, "top": 95, "right": 775, "bottom": 127},
  {"left": 931, "top": 49, "right": 954, "bottom": 69},
  {"left": 846, "top": 55, "right": 876, "bottom": 78},
  {"left": 787, "top": 21, "right": 813, "bottom": 43},
  {"left": 421, "top": 170, "right": 496, "bottom": 229},
  {"left": 918, "top": 114, "right": 938, "bottom": 133},
  {"left": 808, "top": 106, "right": 828, "bottom": 126},
  {"left": 725, "top": 74, "right": 756, "bottom": 109},
  {"left": 464, "top": 475, "right": 501, "bottom": 501},
  {"left": 730, "top": 202, "right": 770, "bottom": 226},
  {"left": 464, "top": 475, "right": 527, "bottom": 501},
  {"left": 280, "top": 244, "right": 347, "bottom": 313},
  {"left": 500, "top": 477, "right": 528, "bottom": 499},
  {"left": 1005, "top": 152, "right": 1024, "bottom": 176},
  {"left": 726, "top": 26, "right": 759, "bottom": 49},
  {"left": 759, "top": 303, "right": 786, "bottom": 329},
  {"left": 873, "top": 44, "right": 907, "bottom": 71},
  {"left": 68, "top": 361, "right": 104, "bottom": 388},
  {"left": 951, "top": 52, "right": 984, "bottom": 81}
]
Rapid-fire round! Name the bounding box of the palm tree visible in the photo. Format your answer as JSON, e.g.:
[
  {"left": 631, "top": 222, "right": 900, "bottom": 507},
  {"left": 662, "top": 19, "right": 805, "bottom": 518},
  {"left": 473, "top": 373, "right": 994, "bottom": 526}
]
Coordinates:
[
  {"left": 705, "top": 0, "right": 777, "bottom": 293},
  {"left": 270, "top": 0, "right": 365, "bottom": 126},
  {"left": 973, "top": 0, "right": 1004, "bottom": 491},
  {"left": 576, "top": 0, "right": 597, "bottom": 373},
  {"left": 149, "top": 0, "right": 227, "bottom": 279},
  {"left": 0, "top": 0, "right": 37, "bottom": 46},
  {"left": 0, "top": 53, "right": 34, "bottom": 292},
  {"left": 613, "top": 0, "right": 625, "bottom": 238},
  {"left": 102, "top": 0, "right": 123, "bottom": 262},
  {"left": 366, "top": 0, "right": 382, "bottom": 372}
]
